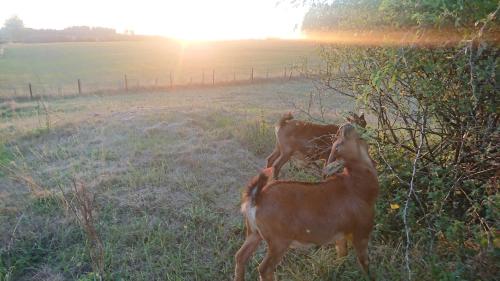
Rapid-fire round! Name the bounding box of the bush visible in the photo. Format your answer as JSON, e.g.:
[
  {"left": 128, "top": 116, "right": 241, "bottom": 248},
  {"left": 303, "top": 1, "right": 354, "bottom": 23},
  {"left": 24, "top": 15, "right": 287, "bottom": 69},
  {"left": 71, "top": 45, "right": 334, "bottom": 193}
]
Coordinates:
[{"left": 303, "top": 0, "right": 499, "bottom": 279}]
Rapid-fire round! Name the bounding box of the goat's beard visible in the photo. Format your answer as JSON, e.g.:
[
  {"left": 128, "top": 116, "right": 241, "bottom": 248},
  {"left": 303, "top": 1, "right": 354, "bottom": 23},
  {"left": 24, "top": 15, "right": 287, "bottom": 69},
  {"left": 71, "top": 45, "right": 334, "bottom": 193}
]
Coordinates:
[{"left": 323, "top": 159, "right": 345, "bottom": 177}]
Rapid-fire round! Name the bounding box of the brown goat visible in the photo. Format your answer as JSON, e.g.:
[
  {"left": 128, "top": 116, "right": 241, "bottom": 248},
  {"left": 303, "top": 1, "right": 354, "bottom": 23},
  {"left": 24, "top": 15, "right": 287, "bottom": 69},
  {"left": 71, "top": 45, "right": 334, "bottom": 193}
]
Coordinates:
[
  {"left": 234, "top": 124, "right": 379, "bottom": 281},
  {"left": 266, "top": 112, "right": 366, "bottom": 179}
]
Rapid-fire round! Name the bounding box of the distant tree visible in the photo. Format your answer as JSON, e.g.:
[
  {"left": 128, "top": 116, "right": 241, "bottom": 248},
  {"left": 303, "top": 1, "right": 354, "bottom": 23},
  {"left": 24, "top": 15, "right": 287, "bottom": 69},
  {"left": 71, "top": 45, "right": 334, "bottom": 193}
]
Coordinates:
[{"left": 2, "top": 15, "right": 25, "bottom": 41}]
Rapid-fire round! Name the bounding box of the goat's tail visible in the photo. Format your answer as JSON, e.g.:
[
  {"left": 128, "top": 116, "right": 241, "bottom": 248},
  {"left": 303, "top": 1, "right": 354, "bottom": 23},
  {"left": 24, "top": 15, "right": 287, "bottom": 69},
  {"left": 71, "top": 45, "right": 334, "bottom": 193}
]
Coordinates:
[
  {"left": 243, "top": 168, "right": 272, "bottom": 208},
  {"left": 278, "top": 112, "right": 294, "bottom": 128}
]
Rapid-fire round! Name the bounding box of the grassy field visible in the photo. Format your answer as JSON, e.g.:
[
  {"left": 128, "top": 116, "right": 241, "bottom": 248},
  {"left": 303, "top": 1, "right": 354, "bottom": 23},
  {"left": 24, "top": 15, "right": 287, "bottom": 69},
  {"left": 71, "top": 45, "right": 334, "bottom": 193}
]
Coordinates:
[
  {"left": 2, "top": 80, "right": 479, "bottom": 281},
  {"left": 1, "top": 81, "right": 397, "bottom": 281},
  {"left": 0, "top": 40, "right": 320, "bottom": 98}
]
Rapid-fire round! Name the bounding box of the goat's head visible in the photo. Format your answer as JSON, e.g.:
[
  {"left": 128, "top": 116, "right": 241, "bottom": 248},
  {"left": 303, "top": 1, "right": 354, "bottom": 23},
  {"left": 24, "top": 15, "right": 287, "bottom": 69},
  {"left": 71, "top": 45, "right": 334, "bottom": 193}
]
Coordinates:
[
  {"left": 324, "top": 123, "right": 371, "bottom": 176},
  {"left": 346, "top": 112, "right": 367, "bottom": 128}
]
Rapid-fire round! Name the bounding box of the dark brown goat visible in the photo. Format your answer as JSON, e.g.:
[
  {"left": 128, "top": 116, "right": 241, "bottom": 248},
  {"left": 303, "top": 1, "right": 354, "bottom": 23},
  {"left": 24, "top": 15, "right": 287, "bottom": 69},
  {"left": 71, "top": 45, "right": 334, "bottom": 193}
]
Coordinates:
[
  {"left": 234, "top": 124, "right": 379, "bottom": 281},
  {"left": 266, "top": 112, "right": 366, "bottom": 179}
]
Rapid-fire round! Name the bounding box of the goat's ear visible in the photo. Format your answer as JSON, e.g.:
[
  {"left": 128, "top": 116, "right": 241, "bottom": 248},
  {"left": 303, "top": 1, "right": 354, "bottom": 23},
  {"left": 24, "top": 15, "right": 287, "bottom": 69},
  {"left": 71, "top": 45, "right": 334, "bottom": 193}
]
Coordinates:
[{"left": 262, "top": 167, "right": 274, "bottom": 178}]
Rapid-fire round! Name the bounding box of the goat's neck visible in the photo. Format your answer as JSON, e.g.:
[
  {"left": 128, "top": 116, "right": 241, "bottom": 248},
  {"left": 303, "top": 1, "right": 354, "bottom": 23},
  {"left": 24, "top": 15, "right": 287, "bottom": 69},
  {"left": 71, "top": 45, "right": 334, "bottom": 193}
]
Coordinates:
[
  {"left": 343, "top": 160, "right": 379, "bottom": 202},
  {"left": 345, "top": 146, "right": 377, "bottom": 177},
  {"left": 344, "top": 162, "right": 377, "bottom": 179}
]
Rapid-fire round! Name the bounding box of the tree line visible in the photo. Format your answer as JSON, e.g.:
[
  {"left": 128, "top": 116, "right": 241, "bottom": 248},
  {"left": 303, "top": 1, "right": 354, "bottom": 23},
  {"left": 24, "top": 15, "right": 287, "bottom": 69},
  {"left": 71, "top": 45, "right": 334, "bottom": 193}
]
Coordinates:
[{"left": 0, "top": 16, "right": 147, "bottom": 43}]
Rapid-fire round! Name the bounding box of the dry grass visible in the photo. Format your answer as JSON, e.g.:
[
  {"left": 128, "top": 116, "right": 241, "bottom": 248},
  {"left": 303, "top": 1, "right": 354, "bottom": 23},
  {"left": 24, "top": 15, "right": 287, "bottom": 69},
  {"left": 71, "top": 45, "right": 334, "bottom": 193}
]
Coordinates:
[{"left": 59, "top": 180, "right": 104, "bottom": 279}]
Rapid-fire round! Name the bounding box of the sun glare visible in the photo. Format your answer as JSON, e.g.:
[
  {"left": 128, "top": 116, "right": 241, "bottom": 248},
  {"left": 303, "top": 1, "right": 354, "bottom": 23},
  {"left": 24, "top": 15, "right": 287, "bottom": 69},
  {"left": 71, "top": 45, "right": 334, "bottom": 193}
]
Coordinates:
[
  {"left": 1, "top": 0, "right": 307, "bottom": 41},
  {"left": 139, "top": 1, "right": 307, "bottom": 41}
]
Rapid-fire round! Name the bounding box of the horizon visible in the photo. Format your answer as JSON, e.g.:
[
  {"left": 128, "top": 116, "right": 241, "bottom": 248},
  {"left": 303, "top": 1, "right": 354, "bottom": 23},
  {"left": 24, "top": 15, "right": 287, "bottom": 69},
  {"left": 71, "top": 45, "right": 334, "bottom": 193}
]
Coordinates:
[{"left": 1, "top": 0, "right": 309, "bottom": 41}]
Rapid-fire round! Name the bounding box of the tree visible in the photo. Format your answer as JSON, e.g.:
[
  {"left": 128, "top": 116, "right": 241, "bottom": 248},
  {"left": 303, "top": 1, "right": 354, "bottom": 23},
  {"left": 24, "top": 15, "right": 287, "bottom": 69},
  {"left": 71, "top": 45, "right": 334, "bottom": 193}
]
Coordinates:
[{"left": 2, "top": 15, "right": 25, "bottom": 41}]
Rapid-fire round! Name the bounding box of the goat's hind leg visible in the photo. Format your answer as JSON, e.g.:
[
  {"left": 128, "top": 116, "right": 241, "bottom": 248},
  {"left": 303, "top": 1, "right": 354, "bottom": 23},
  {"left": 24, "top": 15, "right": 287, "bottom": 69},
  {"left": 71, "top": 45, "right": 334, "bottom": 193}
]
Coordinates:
[
  {"left": 234, "top": 231, "right": 262, "bottom": 281},
  {"left": 266, "top": 145, "right": 280, "bottom": 168},
  {"left": 271, "top": 150, "right": 292, "bottom": 179},
  {"left": 258, "top": 239, "right": 290, "bottom": 281}
]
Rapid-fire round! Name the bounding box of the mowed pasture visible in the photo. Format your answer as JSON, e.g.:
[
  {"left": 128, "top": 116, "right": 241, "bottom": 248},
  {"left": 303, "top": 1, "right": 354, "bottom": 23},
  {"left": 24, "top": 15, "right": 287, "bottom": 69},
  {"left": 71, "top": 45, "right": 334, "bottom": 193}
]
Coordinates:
[
  {"left": 0, "top": 81, "right": 397, "bottom": 281},
  {"left": 0, "top": 40, "right": 320, "bottom": 98}
]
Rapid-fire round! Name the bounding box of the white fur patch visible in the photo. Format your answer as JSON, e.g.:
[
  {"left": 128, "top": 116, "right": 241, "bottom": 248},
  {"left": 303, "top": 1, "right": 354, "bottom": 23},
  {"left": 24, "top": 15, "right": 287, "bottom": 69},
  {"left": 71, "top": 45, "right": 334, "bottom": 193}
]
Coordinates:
[{"left": 241, "top": 201, "right": 259, "bottom": 232}]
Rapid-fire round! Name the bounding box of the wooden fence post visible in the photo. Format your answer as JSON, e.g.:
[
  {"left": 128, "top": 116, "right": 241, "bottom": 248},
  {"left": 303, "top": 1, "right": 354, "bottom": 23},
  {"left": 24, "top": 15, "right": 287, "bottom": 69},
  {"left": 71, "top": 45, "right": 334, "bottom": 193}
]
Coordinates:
[
  {"left": 251, "top": 67, "right": 254, "bottom": 82},
  {"left": 289, "top": 69, "right": 293, "bottom": 80},
  {"left": 169, "top": 72, "right": 173, "bottom": 88},
  {"left": 212, "top": 69, "right": 215, "bottom": 85},
  {"left": 124, "top": 74, "right": 128, "bottom": 91},
  {"left": 77, "top": 79, "right": 82, "bottom": 94},
  {"left": 29, "top": 83, "right": 33, "bottom": 100}
]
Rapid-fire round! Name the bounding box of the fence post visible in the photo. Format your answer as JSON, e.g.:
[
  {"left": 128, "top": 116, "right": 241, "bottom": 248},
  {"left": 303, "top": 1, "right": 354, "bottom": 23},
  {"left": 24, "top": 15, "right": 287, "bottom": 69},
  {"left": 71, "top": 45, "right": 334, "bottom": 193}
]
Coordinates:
[
  {"left": 289, "top": 69, "right": 293, "bottom": 81},
  {"left": 124, "top": 74, "right": 128, "bottom": 91},
  {"left": 284, "top": 67, "right": 287, "bottom": 79},
  {"left": 77, "top": 79, "right": 82, "bottom": 94},
  {"left": 169, "top": 72, "right": 173, "bottom": 88},
  {"left": 233, "top": 71, "right": 236, "bottom": 82},
  {"left": 251, "top": 67, "right": 254, "bottom": 82},
  {"left": 29, "top": 83, "right": 33, "bottom": 100},
  {"left": 212, "top": 69, "right": 215, "bottom": 85}
]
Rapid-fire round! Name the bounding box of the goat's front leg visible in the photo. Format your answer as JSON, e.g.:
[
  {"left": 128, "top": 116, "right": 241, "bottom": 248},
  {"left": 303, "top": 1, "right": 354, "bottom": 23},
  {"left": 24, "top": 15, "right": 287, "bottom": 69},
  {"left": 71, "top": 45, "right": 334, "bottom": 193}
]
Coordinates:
[
  {"left": 234, "top": 232, "right": 262, "bottom": 281},
  {"left": 353, "top": 234, "right": 373, "bottom": 280},
  {"left": 258, "top": 240, "right": 289, "bottom": 281},
  {"left": 335, "top": 238, "right": 348, "bottom": 257}
]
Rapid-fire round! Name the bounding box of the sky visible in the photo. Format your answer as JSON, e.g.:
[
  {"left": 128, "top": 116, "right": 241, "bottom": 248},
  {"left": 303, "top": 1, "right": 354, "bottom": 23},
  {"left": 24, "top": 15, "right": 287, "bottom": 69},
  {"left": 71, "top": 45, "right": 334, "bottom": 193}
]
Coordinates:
[{"left": 0, "top": 0, "right": 310, "bottom": 40}]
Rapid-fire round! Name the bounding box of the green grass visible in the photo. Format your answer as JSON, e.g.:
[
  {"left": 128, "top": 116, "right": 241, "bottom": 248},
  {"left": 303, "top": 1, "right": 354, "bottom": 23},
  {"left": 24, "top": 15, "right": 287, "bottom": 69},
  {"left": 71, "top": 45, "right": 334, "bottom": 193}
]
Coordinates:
[{"left": 0, "top": 40, "right": 320, "bottom": 97}]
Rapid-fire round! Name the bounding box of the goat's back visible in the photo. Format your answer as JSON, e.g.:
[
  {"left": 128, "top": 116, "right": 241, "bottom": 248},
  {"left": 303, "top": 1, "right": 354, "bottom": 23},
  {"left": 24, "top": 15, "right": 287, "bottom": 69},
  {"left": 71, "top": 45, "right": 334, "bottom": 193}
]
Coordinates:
[
  {"left": 276, "top": 120, "right": 339, "bottom": 160},
  {"left": 253, "top": 176, "right": 374, "bottom": 244}
]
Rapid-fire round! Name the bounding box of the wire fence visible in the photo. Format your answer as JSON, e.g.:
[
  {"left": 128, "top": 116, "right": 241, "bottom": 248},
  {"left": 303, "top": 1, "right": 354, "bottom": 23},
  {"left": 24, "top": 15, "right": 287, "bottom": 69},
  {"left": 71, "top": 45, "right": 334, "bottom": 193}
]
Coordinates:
[{"left": 0, "top": 63, "right": 328, "bottom": 101}]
